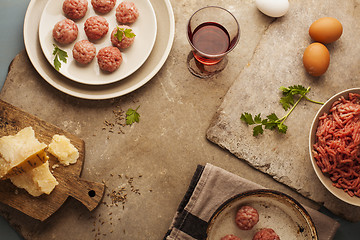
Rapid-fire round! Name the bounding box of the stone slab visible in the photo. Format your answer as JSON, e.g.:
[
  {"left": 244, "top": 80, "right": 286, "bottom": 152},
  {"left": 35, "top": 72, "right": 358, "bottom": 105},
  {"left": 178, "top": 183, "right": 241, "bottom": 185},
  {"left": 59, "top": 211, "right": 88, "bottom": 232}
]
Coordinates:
[{"left": 207, "top": 0, "right": 360, "bottom": 221}]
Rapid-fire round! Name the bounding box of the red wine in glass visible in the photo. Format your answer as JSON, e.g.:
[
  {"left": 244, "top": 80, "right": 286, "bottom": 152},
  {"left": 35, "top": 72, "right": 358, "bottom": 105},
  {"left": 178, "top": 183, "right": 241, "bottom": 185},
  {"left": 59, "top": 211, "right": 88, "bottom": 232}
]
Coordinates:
[
  {"left": 186, "top": 6, "right": 239, "bottom": 78},
  {"left": 189, "top": 22, "right": 230, "bottom": 65}
]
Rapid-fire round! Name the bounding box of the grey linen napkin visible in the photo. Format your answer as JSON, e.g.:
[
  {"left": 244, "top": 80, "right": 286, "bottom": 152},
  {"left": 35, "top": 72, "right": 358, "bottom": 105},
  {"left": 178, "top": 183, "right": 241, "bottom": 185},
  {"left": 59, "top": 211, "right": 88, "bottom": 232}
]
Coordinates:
[{"left": 164, "top": 163, "right": 340, "bottom": 240}]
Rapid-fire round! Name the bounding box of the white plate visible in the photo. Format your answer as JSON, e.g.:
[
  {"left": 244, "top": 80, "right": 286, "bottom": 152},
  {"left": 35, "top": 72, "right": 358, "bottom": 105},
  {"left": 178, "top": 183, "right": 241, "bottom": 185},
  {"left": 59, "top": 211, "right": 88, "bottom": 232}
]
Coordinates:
[
  {"left": 207, "top": 189, "right": 318, "bottom": 240},
  {"left": 24, "top": 0, "right": 174, "bottom": 99},
  {"left": 38, "top": 0, "right": 157, "bottom": 85}
]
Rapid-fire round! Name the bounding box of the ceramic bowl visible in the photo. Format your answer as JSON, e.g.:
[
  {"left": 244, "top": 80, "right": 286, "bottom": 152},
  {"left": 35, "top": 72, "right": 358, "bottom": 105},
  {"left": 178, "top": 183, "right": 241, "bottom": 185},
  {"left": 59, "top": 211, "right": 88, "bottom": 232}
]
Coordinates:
[
  {"left": 309, "top": 88, "right": 360, "bottom": 206},
  {"left": 206, "top": 189, "right": 318, "bottom": 240}
]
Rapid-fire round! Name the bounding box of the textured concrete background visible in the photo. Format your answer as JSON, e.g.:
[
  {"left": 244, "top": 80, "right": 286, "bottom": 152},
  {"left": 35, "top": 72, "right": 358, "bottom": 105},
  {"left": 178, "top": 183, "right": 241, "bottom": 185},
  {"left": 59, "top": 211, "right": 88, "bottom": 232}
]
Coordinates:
[{"left": 0, "top": 0, "right": 359, "bottom": 239}]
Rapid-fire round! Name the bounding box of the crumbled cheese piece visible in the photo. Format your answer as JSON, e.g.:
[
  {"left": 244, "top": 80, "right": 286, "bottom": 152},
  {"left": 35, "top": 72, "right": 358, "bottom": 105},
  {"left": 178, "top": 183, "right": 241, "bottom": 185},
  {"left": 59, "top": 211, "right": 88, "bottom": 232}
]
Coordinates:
[
  {"left": 0, "top": 127, "right": 47, "bottom": 178},
  {"left": 52, "top": 163, "right": 60, "bottom": 169},
  {"left": 48, "top": 134, "right": 79, "bottom": 166},
  {"left": 10, "top": 161, "right": 58, "bottom": 197}
]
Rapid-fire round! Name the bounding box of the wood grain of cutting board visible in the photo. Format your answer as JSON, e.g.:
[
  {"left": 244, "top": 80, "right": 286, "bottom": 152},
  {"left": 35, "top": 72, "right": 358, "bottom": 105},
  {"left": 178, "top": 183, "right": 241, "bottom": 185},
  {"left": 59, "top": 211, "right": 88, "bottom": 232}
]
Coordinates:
[{"left": 0, "top": 99, "right": 105, "bottom": 221}]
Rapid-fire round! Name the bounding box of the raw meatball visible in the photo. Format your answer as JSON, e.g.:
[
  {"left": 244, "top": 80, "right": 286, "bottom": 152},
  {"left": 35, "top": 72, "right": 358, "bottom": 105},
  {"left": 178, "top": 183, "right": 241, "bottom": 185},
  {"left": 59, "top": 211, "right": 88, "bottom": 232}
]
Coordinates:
[
  {"left": 111, "top": 25, "right": 135, "bottom": 49},
  {"left": 221, "top": 234, "right": 241, "bottom": 240},
  {"left": 235, "top": 206, "right": 259, "bottom": 230},
  {"left": 97, "top": 46, "right": 122, "bottom": 72},
  {"left": 72, "top": 40, "right": 96, "bottom": 64},
  {"left": 253, "top": 228, "right": 280, "bottom": 240},
  {"left": 52, "top": 19, "right": 78, "bottom": 44},
  {"left": 91, "top": 0, "right": 116, "bottom": 13},
  {"left": 63, "top": 0, "right": 88, "bottom": 20},
  {"left": 115, "top": 1, "right": 139, "bottom": 24},
  {"left": 84, "top": 16, "right": 109, "bottom": 40}
]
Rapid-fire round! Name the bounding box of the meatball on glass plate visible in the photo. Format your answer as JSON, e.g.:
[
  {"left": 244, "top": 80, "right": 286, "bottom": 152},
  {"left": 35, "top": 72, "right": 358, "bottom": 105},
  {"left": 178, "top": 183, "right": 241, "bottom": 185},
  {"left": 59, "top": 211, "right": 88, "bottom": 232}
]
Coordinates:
[
  {"left": 38, "top": 0, "right": 157, "bottom": 85},
  {"left": 206, "top": 189, "right": 318, "bottom": 240}
]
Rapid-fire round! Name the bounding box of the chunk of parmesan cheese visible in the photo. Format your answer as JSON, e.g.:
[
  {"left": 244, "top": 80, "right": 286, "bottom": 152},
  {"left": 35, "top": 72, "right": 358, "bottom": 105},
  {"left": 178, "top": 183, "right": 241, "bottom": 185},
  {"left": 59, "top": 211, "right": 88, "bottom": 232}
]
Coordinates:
[
  {"left": 10, "top": 161, "right": 58, "bottom": 197},
  {"left": 48, "top": 134, "right": 79, "bottom": 166},
  {"left": 0, "top": 127, "right": 47, "bottom": 178}
]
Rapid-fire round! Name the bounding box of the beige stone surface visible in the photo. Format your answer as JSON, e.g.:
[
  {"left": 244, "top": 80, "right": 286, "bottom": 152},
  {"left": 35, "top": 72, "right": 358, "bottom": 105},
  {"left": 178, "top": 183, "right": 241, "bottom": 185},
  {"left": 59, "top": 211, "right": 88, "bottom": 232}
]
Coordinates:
[
  {"left": 0, "top": 0, "right": 350, "bottom": 239},
  {"left": 207, "top": 0, "right": 360, "bottom": 221}
]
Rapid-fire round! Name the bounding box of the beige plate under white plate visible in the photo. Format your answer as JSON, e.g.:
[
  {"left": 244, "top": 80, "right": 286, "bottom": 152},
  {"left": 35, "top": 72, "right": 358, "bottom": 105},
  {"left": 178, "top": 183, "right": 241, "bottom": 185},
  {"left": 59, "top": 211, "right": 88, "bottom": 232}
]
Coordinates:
[
  {"left": 207, "top": 189, "right": 318, "bottom": 240},
  {"left": 24, "top": 0, "right": 175, "bottom": 99}
]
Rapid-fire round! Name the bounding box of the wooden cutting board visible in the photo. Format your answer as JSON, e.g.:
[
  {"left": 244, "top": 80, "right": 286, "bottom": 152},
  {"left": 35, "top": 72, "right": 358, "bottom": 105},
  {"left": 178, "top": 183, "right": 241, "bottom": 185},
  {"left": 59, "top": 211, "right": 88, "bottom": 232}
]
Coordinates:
[{"left": 0, "top": 99, "right": 105, "bottom": 221}]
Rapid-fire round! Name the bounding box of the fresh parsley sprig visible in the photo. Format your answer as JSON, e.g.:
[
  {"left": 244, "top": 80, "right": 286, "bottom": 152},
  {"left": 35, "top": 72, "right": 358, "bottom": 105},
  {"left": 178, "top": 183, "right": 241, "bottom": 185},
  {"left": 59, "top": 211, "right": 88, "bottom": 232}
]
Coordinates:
[
  {"left": 280, "top": 85, "right": 323, "bottom": 111},
  {"left": 114, "top": 27, "right": 136, "bottom": 42},
  {"left": 126, "top": 106, "right": 140, "bottom": 125},
  {"left": 241, "top": 112, "right": 287, "bottom": 136},
  {"left": 52, "top": 44, "right": 68, "bottom": 71},
  {"left": 241, "top": 85, "right": 323, "bottom": 136}
]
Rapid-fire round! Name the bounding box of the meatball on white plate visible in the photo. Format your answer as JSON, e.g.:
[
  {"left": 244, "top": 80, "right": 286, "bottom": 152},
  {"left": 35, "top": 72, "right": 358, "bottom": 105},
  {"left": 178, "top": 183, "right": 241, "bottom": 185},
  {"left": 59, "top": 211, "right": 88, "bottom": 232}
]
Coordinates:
[
  {"left": 115, "top": 1, "right": 139, "bottom": 24},
  {"left": 91, "top": 0, "right": 116, "bottom": 14},
  {"left": 111, "top": 25, "right": 135, "bottom": 49},
  {"left": 52, "top": 19, "right": 78, "bottom": 44},
  {"left": 253, "top": 228, "right": 280, "bottom": 240},
  {"left": 63, "top": 0, "right": 88, "bottom": 20},
  {"left": 221, "top": 234, "right": 242, "bottom": 240},
  {"left": 97, "top": 46, "right": 123, "bottom": 72},
  {"left": 72, "top": 40, "right": 96, "bottom": 64},
  {"left": 39, "top": 0, "right": 157, "bottom": 85},
  {"left": 84, "top": 16, "right": 109, "bottom": 40},
  {"left": 235, "top": 205, "right": 259, "bottom": 230}
]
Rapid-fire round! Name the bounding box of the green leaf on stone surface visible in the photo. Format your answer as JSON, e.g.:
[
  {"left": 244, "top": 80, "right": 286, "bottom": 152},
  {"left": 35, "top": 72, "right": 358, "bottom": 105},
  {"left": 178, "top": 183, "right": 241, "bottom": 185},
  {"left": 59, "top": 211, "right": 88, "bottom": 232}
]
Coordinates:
[
  {"left": 279, "top": 85, "right": 309, "bottom": 111},
  {"left": 240, "top": 85, "right": 324, "bottom": 136},
  {"left": 240, "top": 112, "right": 255, "bottom": 125},
  {"left": 126, "top": 106, "right": 140, "bottom": 125}
]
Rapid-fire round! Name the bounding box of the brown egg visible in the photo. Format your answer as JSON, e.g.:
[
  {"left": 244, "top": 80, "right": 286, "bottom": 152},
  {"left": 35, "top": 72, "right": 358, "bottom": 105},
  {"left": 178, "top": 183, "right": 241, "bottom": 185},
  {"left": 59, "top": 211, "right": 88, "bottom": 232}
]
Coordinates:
[
  {"left": 309, "top": 17, "right": 343, "bottom": 44},
  {"left": 303, "top": 43, "right": 330, "bottom": 77}
]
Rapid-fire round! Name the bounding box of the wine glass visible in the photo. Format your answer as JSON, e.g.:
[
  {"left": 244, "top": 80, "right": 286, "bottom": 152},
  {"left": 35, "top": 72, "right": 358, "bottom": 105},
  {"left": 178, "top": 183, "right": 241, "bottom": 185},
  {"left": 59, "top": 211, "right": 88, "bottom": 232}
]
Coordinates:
[{"left": 187, "top": 6, "right": 240, "bottom": 78}]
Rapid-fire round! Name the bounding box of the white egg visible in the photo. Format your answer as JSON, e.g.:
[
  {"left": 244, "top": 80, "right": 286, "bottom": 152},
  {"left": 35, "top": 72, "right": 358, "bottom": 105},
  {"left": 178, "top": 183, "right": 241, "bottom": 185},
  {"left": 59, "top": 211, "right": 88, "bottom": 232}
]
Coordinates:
[{"left": 255, "top": 0, "right": 289, "bottom": 18}]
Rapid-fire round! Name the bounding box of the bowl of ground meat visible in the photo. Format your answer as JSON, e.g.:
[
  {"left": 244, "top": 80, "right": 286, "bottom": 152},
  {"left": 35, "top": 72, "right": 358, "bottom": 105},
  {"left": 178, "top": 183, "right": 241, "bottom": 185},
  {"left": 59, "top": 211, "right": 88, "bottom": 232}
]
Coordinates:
[
  {"left": 309, "top": 88, "right": 360, "bottom": 207},
  {"left": 206, "top": 189, "right": 318, "bottom": 240}
]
